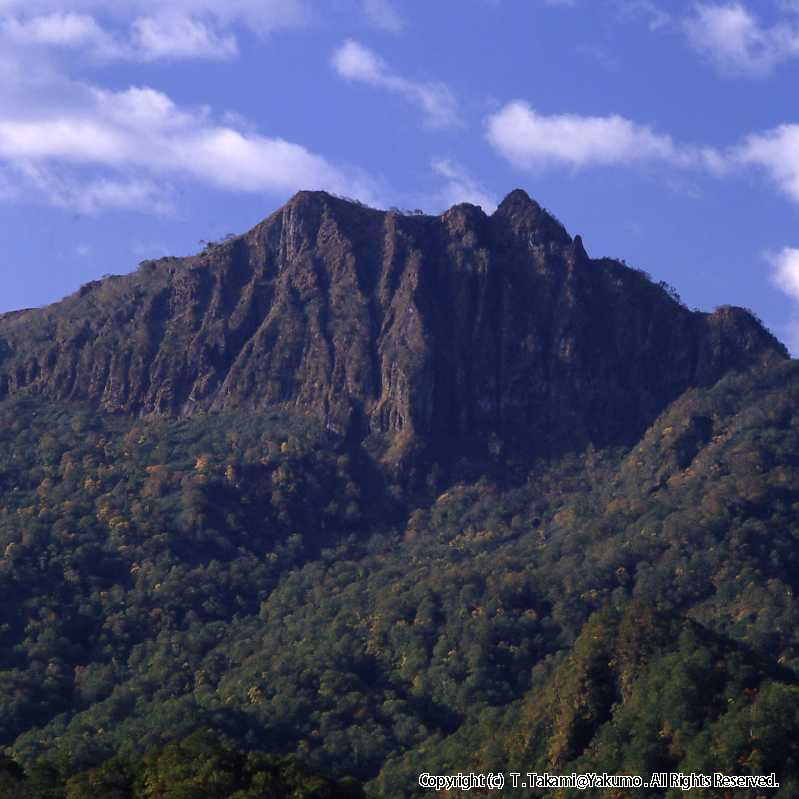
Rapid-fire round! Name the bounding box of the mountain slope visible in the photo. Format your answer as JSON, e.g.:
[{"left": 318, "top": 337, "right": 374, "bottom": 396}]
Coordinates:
[
  {"left": 0, "top": 191, "right": 786, "bottom": 459},
  {"left": 0, "top": 191, "right": 797, "bottom": 798},
  {"left": 1, "top": 362, "right": 799, "bottom": 797}
]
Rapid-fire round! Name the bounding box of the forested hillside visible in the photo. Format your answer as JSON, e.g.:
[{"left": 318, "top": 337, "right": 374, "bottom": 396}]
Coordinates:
[
  {"left": 1, "top": 361, "right": 798, "bottom": 796},
  {"left": 1, "top": 730, "right": 364, "bottom": 798}
]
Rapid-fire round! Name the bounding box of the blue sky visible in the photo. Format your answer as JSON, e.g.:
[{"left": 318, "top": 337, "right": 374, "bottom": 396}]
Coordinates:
[{"left": 1, "top": 0, "right": 798, "bottom": 350}]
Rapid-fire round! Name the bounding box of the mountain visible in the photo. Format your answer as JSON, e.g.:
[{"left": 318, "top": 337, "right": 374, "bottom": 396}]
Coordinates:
[
  {"left": 1, "top": 191, "right": 797, "bottom": 798},
  {"left": 0, "top": 190, "right": 785, "bottom": 460}
]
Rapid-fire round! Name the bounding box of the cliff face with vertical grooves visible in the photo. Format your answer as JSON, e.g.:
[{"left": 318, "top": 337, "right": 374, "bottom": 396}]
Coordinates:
[{"left": 0, "top": 189, "right": 787, "bottom": 452}]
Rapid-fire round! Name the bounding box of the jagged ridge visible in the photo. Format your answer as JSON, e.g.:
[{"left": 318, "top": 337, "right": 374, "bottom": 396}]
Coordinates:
[{"left": 0, "top": 190, "right": 787, "bottom": 454}]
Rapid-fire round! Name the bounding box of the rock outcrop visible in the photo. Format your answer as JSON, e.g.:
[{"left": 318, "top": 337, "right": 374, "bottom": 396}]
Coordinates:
[{"left": 0, "top": 189, "right": 787, "bottom": 453}]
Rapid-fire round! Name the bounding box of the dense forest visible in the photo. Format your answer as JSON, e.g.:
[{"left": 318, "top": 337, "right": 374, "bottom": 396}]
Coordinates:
[
  {"left": 0, "top": 730, "right": 364, "bottom": 798},
  {"left": 2, "top": 358, "right": 799, "bottom": 796}
]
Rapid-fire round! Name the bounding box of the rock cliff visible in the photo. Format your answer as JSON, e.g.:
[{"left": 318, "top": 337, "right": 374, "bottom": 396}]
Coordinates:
[{"left": 0, "top": 189, "right": 787, "bottom": 453}]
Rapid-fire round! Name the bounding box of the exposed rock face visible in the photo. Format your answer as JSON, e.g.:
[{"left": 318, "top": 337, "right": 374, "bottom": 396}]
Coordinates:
[{"left": 0, "top": 189, "right": 787, "bottom": 452}]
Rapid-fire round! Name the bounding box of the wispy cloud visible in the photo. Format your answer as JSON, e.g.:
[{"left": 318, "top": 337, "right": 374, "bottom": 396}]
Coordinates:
[
  {"left": 2, "top": 12, "right": 113, "bottom": 48},
  {"left": 0, "top": 0, "right": 306, "bottom": 62},
  {"left": 540, "top": 0, "right": 799, "bottom": 68},
  {"left": 0, "top": 0, "right": 308, "bottom": 29},
  {"left": 537, "top": 0, "right": 671, "bottom": 29},
  {"left": 432, "top": 159, "right": 497, "bottom": 212},
  {"left": 3, "top": 11, "right": 237, "bottom": 61},
  {"left": 684, "top": 2, "right": 799, "bottom": 74},
  {"left": 131, "top": 15, "right": 237, "bottom": 60},
  {"left": 10, "top": 162, "right": 174, "bottom": 215},
  {"left": 332, "top": 39, "right": 459, "bottom": 128},
  {"left": 613, "top": 0, "right": 670, "bottom": 30},
  {"left": 361, "top": 0, "right": 404, "bottom": 32}
]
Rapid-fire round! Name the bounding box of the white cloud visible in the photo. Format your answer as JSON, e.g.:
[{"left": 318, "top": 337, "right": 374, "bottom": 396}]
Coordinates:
[
  {"left": 362, "top": 0, "right": 404, "bottom": 32},
  {"left": 769, "top": 246, "right": 799, "bottom": 300},
  {"left": 332, "top": 39, "right": 459, "bottom": 128},
  {"left": 3, "top": 11, "right": 110, "bottom": 46},
  {"left": 73, "top": 177, "right": 173, "bottom": 214},
  {"left": 0, "top": 82, "right": 375, "bottom": 213},
  {"left": 768, "top": 246, "right": 799, "bottom": 355},
  {"left": 131, "top": 15, "right": 237, "bottom": 60},
  {"left": 485, "top": 101, "right": 679, "bottom": 169},
  {"left": 0, "top": 0, "right": 306, "bottom": 61},
  {"left": 485, "top": 101, "right": 733, "bottom": 184},
  {"left": 180, "top": 127, "right": 349, "bottom": 192},
  {"left": 432, "top": 159, "right": 497, "bottom": 213},
  {"left": 333, "top": 38, "right": 384, "bottom": 82},
  {"left": 11, "top": 161, "right": 173, "bottom": 214},
  {"left": 0, "top": 0, "right": 307, "bottom": 31},
  {"left": 685, "top": 2, "right": 799, "bottom": 74},
  {"left": 0, "top": 2, "right": 378, "bottom": 213},
  {"left": 1, "top": 12, "right": 237, "bottom": 62},
  {"left": 736, "top": 123, "right": 799, "bottom": 203},
  {"left": 484, "top": 101, "right": 799, "bottom": 215},
  {"left": 0, "top": 117, "right": 126, "bottom": 164}
]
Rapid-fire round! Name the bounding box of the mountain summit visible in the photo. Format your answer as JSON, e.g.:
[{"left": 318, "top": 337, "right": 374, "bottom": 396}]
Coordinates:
[{"left": 0, "top": 190, "right": 786, "bottom": 454}]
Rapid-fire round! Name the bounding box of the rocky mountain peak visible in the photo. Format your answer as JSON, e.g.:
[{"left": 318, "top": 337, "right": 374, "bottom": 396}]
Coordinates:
[
  {"left": 495, "top": 187, "right": 539, "bottom": 213},
  {"left": 0, "top": 191, "right": 787, "bottom": 462},
  {"left": 493, "top": 188, "right": 571, "bottom": 246}
]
